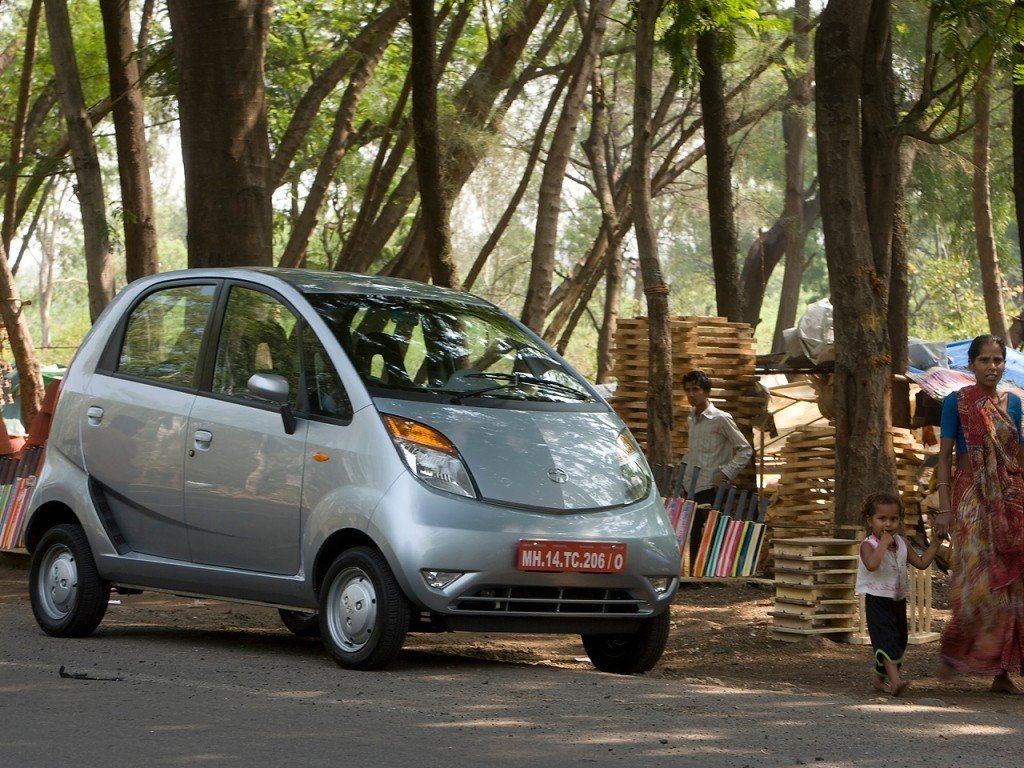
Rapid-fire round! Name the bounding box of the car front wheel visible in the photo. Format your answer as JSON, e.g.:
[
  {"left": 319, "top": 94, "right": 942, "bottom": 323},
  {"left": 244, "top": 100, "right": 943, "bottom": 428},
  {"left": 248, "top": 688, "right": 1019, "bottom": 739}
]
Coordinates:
[
  {"left": 30, "top": 524, "right": 110, "bottom": 638},
  {"left": 318, "top": 547, "right": 410, "bottom": 670},
  {"left": 581, "top": 609, "right": 671, "bottom": 674}
]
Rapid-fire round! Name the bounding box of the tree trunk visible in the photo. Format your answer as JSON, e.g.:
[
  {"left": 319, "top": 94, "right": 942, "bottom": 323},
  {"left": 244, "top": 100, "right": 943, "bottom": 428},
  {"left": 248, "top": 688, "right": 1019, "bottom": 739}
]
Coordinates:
[
  {"left": 344, "top": 0, "right": 550, "bottom": 276},
  {"left": 633, "top": 0, "right": 673, "bottom": 466},
  {"left": 269, "top": 0, "right": 408, "bottom": 190},
  {"left": 1015, "top": 0, "right": 1024, "bottom": 297},
  {"left": 100, "top": 0, "right": 158, "bottom": 283},
  {"left": 888, "top": 143, "right": 916, "bottom": 376},
  {"left": 409, "top": 0, "right": 457, "bottom": 287},
  {"left": 0, "top": 236, "right": 42, "bottom": 428},
  {"left": 43, "top": 0, "right": 115, "bottom": 322},
  {"left": 278, "top": 21, "right": 393, "bottom": 269},
  {"left": 697, "top": 26, "right": 742, "bottom": 322},
  {"left": 771, "top": 0, "right": 811, "bottom": 353},
  {"left": 973, "top": 57, "right": 1009, "bottom": 340},
  {"left": 816, "top": 0, "right": 897, "bottom": 531},
  {"left": 2, "top": 0, "right": 42, "bottom": 255},
  {"left": 520, "top": 0, "right": 611, "bottom": 332},
  {"left": 168, "top": 0, "right": 274, "bottom": 268},
  {"left": 597, "top": 250, "right": 622, "bottom": 384},
  {"left": 739, "top": 195, "right": 820, "bottom": 330}
]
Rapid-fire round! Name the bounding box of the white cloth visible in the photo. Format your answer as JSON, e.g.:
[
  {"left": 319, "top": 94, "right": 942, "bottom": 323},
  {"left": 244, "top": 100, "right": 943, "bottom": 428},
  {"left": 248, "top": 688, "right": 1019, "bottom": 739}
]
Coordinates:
[
  {"left": 681, "top": 402, "right": 753, "bottom": 495},
  {"left": 855, "top": 535, "right": 909, "bottom": 600}
]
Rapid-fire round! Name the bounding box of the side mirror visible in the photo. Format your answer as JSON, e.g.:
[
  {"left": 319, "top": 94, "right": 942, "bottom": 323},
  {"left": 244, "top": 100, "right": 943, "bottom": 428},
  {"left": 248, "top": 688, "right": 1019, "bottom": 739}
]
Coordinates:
[{"left": 247, "top": 373, "right": 297, "bottom": 435}]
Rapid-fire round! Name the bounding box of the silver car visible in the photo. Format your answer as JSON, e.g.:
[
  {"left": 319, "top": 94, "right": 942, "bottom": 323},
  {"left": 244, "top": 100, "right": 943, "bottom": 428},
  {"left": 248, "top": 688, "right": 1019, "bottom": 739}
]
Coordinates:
[{"left": 24, "top": 268, "right": 680, "bottom": 672}]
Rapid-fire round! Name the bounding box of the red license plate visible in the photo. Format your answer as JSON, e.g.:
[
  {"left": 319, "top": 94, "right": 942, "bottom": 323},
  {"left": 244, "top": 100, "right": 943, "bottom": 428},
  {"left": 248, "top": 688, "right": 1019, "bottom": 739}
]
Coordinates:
[{"left": 517, "top": 540, "right": 627, "bottom": 573}]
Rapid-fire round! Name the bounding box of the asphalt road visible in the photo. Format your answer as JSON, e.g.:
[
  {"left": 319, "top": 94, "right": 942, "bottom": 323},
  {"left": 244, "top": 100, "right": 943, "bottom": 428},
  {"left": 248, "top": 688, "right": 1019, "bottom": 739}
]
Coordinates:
[{"left": 1, "top": 553, "right": 1021, "bottom": 768}]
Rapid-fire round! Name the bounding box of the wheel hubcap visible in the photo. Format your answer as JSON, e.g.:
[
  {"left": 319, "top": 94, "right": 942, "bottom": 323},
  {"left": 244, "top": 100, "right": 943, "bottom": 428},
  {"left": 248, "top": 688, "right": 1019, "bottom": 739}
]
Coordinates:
[
  {"left": 326, "top": 568, "right": 377, "bottom": 652},
  {"left": 39, "top": 545, "right": 77, "bottom": 619}
]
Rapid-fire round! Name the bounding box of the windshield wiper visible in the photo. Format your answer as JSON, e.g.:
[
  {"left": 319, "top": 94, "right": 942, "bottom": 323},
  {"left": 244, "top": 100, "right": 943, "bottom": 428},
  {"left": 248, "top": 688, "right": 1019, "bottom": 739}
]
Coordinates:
[{"left": 446, "top": 372, "right": 588, "bottom": 403}]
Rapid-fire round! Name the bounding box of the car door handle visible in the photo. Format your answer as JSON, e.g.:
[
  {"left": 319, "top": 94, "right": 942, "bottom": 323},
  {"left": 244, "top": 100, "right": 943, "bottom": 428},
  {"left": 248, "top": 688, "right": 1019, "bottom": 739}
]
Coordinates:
[
  {"left": 86, "top": 406, "right": 104, "bottom": 426},
  {"left": 193, "top": 430, "right": 213, "bottom": 451}
]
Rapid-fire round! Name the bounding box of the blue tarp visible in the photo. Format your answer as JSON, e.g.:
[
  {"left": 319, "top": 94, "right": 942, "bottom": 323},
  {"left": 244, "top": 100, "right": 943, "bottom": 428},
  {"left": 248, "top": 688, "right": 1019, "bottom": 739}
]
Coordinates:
[{"left": 945, "top": 339, "right": 1024, "bottom": 390}]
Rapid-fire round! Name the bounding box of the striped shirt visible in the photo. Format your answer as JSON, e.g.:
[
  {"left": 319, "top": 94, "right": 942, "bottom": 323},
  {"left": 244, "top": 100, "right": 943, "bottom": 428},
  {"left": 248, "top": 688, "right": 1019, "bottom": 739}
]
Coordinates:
[{"left": 682, "top": 402, "right": 753, "bottom": 495}]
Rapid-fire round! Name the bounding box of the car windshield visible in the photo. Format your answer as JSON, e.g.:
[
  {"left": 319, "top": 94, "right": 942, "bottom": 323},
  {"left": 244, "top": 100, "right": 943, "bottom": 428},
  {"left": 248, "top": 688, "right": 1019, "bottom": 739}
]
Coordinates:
[{"left": 304, "top": 292, "right": 596, "bottom": 404}]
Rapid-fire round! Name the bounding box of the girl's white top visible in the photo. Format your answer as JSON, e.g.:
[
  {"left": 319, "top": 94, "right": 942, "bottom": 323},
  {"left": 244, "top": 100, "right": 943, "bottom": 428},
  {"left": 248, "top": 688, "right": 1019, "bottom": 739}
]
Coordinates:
[{"left": 855, "top": 534, "right": 909, "bottom": 600}]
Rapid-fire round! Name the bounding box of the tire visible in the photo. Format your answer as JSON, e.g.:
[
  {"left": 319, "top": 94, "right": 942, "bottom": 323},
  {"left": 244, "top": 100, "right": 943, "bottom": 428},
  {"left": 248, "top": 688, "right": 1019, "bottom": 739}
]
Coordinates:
[
  {"left": 581, "top": 609, "right": 671, "bottom": 674},
  {"left": 318, "top": 547, "right": 410, "bottom": 670},
  {"left": 29, "top": 524, "right": 110, "bottom": 638},
  {"left": 278, "top": 608, "right": 321, "bottom": 638}
]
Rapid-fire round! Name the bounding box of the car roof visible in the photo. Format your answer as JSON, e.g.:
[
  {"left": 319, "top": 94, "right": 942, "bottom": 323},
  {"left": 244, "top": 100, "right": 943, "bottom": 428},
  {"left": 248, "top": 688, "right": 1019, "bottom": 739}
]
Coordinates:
[{"left": 151, "top": 267, "right": 493, "bottom": 306}]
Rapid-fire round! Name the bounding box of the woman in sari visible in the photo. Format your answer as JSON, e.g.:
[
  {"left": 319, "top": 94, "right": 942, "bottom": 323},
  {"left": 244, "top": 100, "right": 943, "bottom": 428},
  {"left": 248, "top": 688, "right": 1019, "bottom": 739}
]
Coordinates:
[{"left": 935, "top": 334, "right": 1024, "bottom": 693}]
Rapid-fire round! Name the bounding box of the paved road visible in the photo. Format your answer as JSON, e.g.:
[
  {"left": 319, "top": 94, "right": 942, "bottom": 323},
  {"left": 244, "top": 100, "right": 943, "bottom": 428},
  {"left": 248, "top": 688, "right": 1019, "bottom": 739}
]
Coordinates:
[{"left": 1, "top": 553, "right": 1021, "bottom": 767}]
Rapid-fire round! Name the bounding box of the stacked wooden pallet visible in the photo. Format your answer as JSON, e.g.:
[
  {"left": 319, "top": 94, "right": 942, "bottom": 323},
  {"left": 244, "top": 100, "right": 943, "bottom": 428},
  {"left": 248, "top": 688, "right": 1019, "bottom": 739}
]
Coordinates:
[
  {"left": 771, "top": 537, "right": 860, "bottom": 642},
  {"left": 766, "top": 425, "right": 836, "bottom": 540},
  {"left": 610, "top": 316, "right": 758, "bottom": 484},
  {"left": 767, "top": 425, "right": 926, "bottom": 541}
]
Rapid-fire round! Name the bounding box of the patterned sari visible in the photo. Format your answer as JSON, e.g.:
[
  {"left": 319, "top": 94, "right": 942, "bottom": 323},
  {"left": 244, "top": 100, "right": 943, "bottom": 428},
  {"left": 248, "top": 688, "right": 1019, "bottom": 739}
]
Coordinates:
[{"left": 940, "top": 385, "right": 1024, "bottom": 675}]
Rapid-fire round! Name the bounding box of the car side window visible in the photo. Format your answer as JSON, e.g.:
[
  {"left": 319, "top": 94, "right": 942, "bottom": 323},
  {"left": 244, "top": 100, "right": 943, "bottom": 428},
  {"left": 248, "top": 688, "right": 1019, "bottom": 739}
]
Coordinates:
[
  {"left": 303, "top": 330, "right": 352, "bottom": 420},
  {"left": 117, "top": 284, "right": 215, "bottom": 387},
  {"left": 212, "top": 287, "right": 299, "bottom": 406}
]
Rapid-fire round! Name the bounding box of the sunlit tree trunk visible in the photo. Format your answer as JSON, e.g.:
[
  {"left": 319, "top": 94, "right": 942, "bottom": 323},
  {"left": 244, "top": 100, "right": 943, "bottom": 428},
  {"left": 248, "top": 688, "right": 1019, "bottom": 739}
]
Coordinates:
[
  {"left": 633, "top": 0, "right": 673, "bottom": 465},
  {"left": 43, "top": 0, "right": 115, "bottom": 320},
  {"left": 973, "top": 57, "right": 1009, "bottom": 340},
  {"left": 0, "top": 236, "right": 42, "bottom": 427},
  {"left": 100, "top": 0, "right": 158, "bottom": 282},
  {"left": 816, "top": 0, "right": 898, "bottom": 531},
  {"left": 697, "top": 25, "right": 741, "bottom": 321},
  {"left": 772, "top": 0, "right": 811, "bottom": 352},
  {"left": 520, "top": 0, "right": 611, "bottom": 332}
]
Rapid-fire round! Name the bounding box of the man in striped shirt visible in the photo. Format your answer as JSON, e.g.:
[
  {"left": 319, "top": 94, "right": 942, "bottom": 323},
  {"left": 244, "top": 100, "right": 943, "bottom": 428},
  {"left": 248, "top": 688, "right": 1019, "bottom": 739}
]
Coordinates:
[{"left": 681, "top": 369, "right": 753, "bottom": 567}]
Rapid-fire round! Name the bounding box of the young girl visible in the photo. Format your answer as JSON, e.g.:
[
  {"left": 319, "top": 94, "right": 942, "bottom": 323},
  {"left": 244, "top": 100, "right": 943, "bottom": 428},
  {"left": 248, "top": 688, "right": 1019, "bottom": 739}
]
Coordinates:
[{"left": 855, "top": 491, "right": 942, "bottom": 696}]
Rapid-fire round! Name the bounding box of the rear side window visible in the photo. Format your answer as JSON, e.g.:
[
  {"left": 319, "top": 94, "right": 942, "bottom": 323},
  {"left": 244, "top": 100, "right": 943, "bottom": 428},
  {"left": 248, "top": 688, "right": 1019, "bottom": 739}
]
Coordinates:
[{"left": 117, "top": 284, "right": 216, "bottom": 387}]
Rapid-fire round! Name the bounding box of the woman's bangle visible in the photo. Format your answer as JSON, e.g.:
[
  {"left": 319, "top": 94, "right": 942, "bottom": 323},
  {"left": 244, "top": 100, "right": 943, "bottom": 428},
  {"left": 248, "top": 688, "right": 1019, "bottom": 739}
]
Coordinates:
[
  {"left": 937, "top": 509, "right": 952, "bottom": 515},
  {"left": 936, "top": 482, "right": 949, "bottom": 487}
]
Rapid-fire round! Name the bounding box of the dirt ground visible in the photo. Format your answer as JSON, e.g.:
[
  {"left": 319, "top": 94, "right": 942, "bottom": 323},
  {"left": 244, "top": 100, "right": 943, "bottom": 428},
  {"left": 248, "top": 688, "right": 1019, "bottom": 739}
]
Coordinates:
[{"left": 5, "top": 552, "right": 1022, "bottom": 707}]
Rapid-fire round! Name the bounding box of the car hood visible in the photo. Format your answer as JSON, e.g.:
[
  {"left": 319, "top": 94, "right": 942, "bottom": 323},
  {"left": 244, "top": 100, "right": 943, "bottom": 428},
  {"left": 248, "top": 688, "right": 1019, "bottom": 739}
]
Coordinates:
[{"left": 373, "top": 399, "right": 638, "bottom": 511}]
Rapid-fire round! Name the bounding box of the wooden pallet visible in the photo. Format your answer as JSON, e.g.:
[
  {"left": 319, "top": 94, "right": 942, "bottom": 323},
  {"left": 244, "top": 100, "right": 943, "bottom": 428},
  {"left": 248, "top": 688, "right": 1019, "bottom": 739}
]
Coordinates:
[{"left": 772, "top": 538, "right": 860, "bottom": 642}]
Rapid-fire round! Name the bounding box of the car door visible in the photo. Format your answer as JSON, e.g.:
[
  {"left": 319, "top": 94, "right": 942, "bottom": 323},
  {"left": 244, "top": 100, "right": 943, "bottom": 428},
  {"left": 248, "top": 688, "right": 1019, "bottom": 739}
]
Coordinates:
[
  {"left": 81, "top": 281, "right": 217, "bottom": 561},
  {"left": 183, "top": 284, "right": 308, "bottom": 575}
]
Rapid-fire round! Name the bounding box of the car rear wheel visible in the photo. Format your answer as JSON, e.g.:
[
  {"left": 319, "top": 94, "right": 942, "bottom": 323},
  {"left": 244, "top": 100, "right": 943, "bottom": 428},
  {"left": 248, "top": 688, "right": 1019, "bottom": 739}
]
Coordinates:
[
  {"left": 278, "top": 608, "right": 321, "bottom": 637},
  {"left": 319, "top": 547, "right": 410, "bottom": 670},
  {"left": 30, "top": 524, "right": 110, "bottom": 638},
  {"left": 581, "top": 609, "right": 671, "bottom": 674}
]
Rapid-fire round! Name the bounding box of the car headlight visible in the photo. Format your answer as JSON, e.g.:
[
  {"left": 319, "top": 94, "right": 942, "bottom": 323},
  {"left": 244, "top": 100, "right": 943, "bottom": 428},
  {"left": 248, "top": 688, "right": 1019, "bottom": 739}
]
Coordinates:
[
  {"left": 383, "top": 414, "right": 476, "bottom": 498},
  {"left": 617, "top": 428, "right": 652, "bottom": 503}
]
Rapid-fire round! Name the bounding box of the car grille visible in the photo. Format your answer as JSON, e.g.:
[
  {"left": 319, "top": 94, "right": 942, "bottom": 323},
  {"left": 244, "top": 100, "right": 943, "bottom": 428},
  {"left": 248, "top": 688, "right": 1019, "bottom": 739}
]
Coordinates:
[{"left": 453, "top": 586, "right": 643, "bottom": 614}]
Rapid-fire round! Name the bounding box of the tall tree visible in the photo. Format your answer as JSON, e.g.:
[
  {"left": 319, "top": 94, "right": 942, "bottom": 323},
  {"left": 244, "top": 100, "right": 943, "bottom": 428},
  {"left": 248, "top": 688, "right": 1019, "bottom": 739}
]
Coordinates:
[
  {"left": 0, "top": 235, "right": 42, "bottom": 428},
  {"left": 634, "top": 0, "right": 674, "bottom": 466},
  {"left": 409, "top": 0, "right": 458, "bottom": 287},
  {"left": 2, "top": 0, "right": 42, "bottom": 256},
  {"left": 972, "top": 56, "right": 1010, "bottom": 339},
  {"left": 43, "top": 0, "right": 115, "bottom": 321},
  {"left": 772, "top": 0, "right": 812, "bottom": 352},
  {"left": 697, "top": 22, "right": 742, "bottom": 322},
  {"left": 100, "top": 0, "right": 158, "bottom": 282},
  {"left": 167, "top": 0, "right": 274, "bottom": 268},
  {"left": 816, "top": 0, "right": 898, "bottom": 529},
  {"left": 521, "top": 0, "right": 611, "bottom": 332}
]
